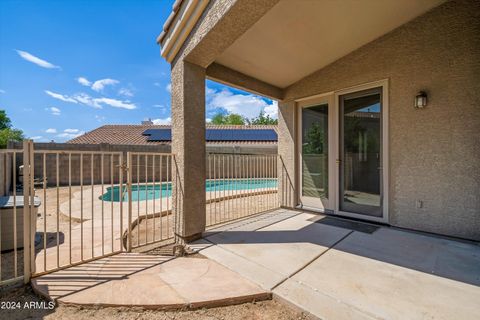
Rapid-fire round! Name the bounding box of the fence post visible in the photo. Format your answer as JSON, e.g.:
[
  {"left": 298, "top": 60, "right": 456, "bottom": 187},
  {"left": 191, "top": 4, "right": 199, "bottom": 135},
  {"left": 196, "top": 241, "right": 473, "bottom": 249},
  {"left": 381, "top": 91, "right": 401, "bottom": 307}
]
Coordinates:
[
  {"left": 127, "top": 152, "right": 132, "bottom": 252},
  {"left": 22, "top": 140, "right": 35, "bottom": 283}
]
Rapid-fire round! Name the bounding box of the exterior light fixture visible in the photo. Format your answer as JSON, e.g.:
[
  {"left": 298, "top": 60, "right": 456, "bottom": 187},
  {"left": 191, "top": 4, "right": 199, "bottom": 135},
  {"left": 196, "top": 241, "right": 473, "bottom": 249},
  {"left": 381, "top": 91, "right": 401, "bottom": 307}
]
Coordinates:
[{"left": 414, "top": 91, "right": 427, "bottom": 108}]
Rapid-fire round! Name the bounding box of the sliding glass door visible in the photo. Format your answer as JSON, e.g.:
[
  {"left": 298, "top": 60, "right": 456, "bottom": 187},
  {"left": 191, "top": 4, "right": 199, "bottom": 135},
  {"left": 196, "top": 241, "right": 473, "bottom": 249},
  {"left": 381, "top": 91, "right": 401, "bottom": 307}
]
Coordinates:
[
  {"left": 339, "top": 88, "right": 383, "bottom": 217},
  {"left": 297, "top": 81, "right": 387, "bottom": 221}
]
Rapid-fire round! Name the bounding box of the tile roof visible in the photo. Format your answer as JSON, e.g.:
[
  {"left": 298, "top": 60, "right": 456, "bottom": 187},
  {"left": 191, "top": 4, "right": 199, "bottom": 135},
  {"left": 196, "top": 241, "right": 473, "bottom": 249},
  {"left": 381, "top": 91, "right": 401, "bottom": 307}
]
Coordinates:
[{"left": 67, "top": 125, "right": 278, "bottom": 145}]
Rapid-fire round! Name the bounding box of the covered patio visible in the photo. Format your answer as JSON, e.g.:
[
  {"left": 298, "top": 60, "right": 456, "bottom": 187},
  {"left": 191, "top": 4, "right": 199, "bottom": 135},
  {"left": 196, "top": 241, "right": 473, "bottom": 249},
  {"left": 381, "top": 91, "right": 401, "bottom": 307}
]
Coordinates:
[{"left": 160, "top": 0, "right": 480, "bottom": 245}]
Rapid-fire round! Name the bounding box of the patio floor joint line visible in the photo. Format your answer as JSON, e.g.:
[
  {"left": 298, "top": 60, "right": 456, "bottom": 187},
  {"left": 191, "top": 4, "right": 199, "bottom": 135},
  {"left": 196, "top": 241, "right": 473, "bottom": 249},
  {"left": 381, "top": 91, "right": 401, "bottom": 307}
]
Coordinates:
[{"left": 270, "top": 230, "right": 355, "bottom": 291}]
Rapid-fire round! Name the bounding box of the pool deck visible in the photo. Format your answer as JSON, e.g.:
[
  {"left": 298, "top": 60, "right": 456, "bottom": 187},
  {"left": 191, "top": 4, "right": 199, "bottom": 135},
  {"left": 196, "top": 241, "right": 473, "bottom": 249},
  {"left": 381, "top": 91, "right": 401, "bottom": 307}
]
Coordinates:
[{"left": 34, "top": 184, "right": 276, "bottom": 273}]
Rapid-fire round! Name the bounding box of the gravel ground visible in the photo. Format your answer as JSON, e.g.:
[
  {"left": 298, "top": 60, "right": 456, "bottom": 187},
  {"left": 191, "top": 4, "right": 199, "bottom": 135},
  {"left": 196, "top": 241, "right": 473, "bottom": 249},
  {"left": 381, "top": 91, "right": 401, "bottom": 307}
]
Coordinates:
[{"left": 0, "top": 286, "right": 308, "bottom": 320}]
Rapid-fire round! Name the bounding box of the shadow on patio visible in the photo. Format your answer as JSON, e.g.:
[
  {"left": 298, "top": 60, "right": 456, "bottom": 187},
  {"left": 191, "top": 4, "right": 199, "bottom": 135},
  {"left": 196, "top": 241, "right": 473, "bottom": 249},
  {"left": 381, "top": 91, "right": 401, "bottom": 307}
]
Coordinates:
[
  {"left": 201, "top": 212, "right": 480, "bottom": 286},
  {"left": 193, "top": 209, "right": 480, "bottom": 319},
  {"left": 31, "top": 252, "right": 270, "bottom": 308}
]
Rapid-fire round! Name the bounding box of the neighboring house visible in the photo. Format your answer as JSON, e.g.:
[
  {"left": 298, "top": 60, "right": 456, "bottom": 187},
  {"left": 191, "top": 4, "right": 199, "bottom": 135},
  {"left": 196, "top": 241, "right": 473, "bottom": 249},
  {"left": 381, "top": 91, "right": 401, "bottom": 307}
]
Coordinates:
[
  {"left": 157, "top": 0, "right": 479, "bottom": 242},
  {"left": 67, "top": 124, "right": 277, "bottom": 150}
]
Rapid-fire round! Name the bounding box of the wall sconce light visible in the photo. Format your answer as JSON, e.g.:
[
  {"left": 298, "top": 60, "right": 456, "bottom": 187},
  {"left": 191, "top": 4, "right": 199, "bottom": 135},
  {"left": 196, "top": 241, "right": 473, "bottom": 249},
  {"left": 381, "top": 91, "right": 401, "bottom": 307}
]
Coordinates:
[{"left": 414, "top": 91, "right": 427, "bottom": 109}]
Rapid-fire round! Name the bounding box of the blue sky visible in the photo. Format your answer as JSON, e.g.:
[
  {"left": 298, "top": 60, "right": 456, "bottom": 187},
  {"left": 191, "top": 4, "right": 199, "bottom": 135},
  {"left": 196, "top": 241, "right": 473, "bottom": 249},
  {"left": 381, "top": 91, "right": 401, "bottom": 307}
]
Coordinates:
[{"left": 0, "top": 0, "right": 277, "bottom": 142}]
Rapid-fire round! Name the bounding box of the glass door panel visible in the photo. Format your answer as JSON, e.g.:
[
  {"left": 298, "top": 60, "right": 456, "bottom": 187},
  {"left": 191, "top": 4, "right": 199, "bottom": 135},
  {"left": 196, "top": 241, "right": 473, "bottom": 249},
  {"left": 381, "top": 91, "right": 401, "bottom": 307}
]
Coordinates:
[
  {"left": 339, "top": 88, "right": 382, "bottom": 217},
  {"left": 301, "top": 104, "right": 329, "bottom": 206}
]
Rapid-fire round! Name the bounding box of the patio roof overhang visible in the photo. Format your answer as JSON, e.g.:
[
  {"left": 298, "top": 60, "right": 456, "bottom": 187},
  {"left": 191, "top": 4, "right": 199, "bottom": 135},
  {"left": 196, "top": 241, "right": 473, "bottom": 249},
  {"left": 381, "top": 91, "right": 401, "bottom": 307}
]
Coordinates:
[{"left": 158, "top": 0, "right": 444, "bottom": 99}]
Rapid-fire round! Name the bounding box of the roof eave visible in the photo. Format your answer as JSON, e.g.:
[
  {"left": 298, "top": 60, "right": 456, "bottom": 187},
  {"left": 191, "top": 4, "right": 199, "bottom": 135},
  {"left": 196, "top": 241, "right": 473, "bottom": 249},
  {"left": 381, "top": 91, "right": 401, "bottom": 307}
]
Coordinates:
[{"left": 157, "top": 0, "right": 210, "bottom": 63}]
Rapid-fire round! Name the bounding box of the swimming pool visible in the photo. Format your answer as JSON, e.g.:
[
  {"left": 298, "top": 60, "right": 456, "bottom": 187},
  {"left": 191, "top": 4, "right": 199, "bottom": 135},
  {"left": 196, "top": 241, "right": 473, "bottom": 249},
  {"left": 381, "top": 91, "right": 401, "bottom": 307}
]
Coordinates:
[{"left": 100, "top": 179, "right": 278, "bottom": 202}]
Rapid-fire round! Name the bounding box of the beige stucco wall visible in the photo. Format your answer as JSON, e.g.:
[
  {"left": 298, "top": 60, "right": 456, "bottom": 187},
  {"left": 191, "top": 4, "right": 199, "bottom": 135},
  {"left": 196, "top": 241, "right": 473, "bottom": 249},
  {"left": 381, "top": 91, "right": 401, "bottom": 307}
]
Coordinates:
[
  {"left": 281, "top": 0, "right": 480, "bottom": 240},
  {"left": 278, "top": 101, "right": 297, "bottom": 208}
]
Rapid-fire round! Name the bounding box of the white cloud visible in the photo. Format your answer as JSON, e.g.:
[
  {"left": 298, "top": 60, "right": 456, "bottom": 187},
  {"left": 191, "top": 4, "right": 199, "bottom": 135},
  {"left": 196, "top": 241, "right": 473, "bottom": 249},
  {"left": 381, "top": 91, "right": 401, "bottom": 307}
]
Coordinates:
[
  {"left": 45, "top": 106, "right": 61, "bottom": 116},
  {"left": 206, "top": 87, "right": 278, "bottom": 120},
  {"left": 45, "top": 90, "right": 77, "bottom": 103},
  {"left": 57, "top": 128, "right": 84, "bottom": 140},
  {"left": 118, "top": 87, "right": 134, "bottom": 97},
  {"left": 152, "top": 117, "right": 171, "bottom": 125},
  {"left": 165, "top": 83, "right": 171, "bottom": 93},
  {"left": 95, "top": 97, "right": 136, "bottom": 110},
  {"left": 45, "top": 128, "right": 57, "bottom": 133},
  {"left": 95, "top": 115, "right": 106, "bottom": 122},
  {"left": 50, "top": 107, "right": 61, "bottom": 115},
  {"left": 153, "top": 104, "right": 166, "bottom": 109},
  {"left": 263, "top": 100, "right": 278, "bottom": 119},
  {"left": 15, "top": 50, "right": 60, "bottom": 69},
  {"left": 72, "top": 93, "right": 102, "bottom": 108},
  {"left": 30, "top": 136, "right": 43, "bottom": 140},
  {"left": 44, "top": 90, "right": 136, "bottom": 110},
  {"left": 91, "top": 78, "right": 119, "bottom": 92},
  {"left": 0, "top": 89, "right": 5, "bottom": 94},
  {"left": 57, "top": 132, "right": 84, "bottom": 139},
  {"left": 154, "top": 82, "right": 161, "bottom": 87},
  {"left": 64, "top": 128, "right": 79, "bottom": 133},
  {"left": 77, "top": 77, "right": 92, "bottom": 86}
]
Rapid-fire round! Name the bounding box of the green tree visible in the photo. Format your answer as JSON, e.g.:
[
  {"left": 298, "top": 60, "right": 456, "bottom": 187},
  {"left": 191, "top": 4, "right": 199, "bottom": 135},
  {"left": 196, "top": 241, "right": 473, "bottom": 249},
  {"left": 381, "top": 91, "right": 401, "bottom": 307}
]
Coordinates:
[
  {"left": 0, "top": 109, "right": 12, "bottom": 130},
  {"left": 210, "top": 113, "right": 246, "bottom": 125},
  {"left": 249, "top": 111, "right": 278, "bottom": 125},
  {"left": 0, "top": 110, "right": 24, "bottom": 148},
  {"left": 302, "top": 123, "right": 326, "bottom": 154}
]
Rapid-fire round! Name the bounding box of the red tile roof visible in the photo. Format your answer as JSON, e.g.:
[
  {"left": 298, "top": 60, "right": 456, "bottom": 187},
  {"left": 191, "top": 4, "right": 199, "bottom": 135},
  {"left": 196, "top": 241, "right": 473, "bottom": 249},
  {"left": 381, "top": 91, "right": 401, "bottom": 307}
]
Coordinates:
[{"left": 67, "top": 125, "right": 278, "bottom": 145}]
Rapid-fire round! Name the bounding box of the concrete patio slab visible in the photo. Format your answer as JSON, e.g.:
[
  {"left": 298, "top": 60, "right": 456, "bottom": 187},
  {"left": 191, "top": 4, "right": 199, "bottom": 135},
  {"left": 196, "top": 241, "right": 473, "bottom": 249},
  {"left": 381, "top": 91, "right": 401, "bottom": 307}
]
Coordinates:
[
  {"left": 276, "top": 246, "right": 480, "bottom": 320},
  {"left": 274, "top": 277, "right": 375, "bottom": 320},
  {"left": 333, "top": 227, "right": 480, "bottom": 286},
  {"left": 197, "top": 210, "right": 480, "bottom": 319},
  {"left": 199, "top": 212, "right": 352, "bottom": 289},
  {"left": 205, "top": 209, "right": 299, "bottom": 234},
  {"left": 32, "top": 253, "right": 270, "bottom": 308},
  {"left": 199, "top": 243, "right": 286, "bottom": 290}
]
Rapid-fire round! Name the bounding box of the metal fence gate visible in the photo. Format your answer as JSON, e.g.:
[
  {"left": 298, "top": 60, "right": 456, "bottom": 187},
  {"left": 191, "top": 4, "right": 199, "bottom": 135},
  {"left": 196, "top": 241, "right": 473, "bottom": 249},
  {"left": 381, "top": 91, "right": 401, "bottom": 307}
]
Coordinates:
[
  {"left": 125, "top": 152, "right": 176, "bottom": 250},
  {"left": 0, "top": 141, "right": 175, "bottom": 285}
]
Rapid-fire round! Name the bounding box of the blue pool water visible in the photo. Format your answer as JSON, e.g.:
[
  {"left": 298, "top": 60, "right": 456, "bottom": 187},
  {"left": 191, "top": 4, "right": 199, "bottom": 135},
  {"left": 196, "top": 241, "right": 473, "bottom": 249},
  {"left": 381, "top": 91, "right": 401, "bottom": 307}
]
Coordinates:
[{"left": 100, "top": 179, "right": 277, "bottom": 202}]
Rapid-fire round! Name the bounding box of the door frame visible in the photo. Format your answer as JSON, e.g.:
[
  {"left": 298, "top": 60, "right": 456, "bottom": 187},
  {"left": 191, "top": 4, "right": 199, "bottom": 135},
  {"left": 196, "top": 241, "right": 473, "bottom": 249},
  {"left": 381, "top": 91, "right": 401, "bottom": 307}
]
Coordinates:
[
  {"left": 296, "top": 92, "right": 336, "bottom": 212},
  {"left": 295, "top": 79, "right": 389, "bottom": 223},
  {"left": 334, "top": 79, "right": 389, "bottom": 223}
]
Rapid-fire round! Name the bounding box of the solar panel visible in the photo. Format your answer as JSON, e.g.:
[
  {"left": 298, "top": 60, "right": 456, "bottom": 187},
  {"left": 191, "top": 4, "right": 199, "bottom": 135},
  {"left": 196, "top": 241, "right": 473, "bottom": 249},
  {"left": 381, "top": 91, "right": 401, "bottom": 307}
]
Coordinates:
[
  {"left": 143, "top": 128, "right": 277, "bottom": 142},
  {"left": 142, "top": 129, "right": 171, "bottom": 141}
]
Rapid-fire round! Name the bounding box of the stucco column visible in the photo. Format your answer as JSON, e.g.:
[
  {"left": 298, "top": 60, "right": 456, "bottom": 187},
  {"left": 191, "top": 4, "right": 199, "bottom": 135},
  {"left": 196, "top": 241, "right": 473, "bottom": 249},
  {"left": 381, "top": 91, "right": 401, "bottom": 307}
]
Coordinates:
[
  {"left": 278, "top": 101, "right": 298, "bottom": 208},
  {"left": 171, "top": 60, "right": 206, "bottom": 243}
]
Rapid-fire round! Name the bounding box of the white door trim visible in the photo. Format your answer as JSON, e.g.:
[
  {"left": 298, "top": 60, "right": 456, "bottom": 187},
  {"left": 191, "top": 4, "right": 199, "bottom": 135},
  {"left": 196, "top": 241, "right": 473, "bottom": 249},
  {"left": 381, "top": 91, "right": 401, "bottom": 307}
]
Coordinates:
[
  {"left": 296, "top": 92, "right": 335, "bottom": 212},
  {"left": 294, "top": 79, "right": 389, "bottom": 224},
  {"left": 334, "top": 79, "right": 389, "bottom": 224}
]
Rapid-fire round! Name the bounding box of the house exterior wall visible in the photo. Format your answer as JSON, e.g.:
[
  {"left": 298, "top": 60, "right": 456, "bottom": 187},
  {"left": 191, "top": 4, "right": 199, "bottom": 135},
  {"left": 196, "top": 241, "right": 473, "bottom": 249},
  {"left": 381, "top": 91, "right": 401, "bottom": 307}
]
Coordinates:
[
  {"left": 281, "top": 0, "right": 480, "bottom": 240},
  {"left": 278, "top": 101, "right": 297, "bottom": 208}
]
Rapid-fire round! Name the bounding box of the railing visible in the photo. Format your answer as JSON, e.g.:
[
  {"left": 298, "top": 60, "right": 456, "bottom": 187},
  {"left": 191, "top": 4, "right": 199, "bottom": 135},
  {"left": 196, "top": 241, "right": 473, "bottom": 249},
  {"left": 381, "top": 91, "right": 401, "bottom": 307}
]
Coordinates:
[
  {"left": 32, "top": 150, "right": 125, "bottom": 276},
  {"left": 0, "top": 148, "right": 24, "bottom": 285},
  {"left": 126, "top": 152, "right": 175, "bottom": 250},
  {"left": 0, "top": 145, "right": 177, "bottom": 283},
  {"left": 1, "top": 141, "right": 294, "bottom": 285},
  {"left": 206, "top": 153, "right": 279, "bottom": 227},
  {"left": 279, "top": 155, "right": 296, "bottom": 208}
]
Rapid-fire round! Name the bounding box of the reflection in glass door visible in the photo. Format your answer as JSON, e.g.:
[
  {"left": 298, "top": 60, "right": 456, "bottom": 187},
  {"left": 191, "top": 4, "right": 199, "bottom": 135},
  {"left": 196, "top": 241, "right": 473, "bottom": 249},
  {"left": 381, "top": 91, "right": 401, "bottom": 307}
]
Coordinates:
[
  {"left": 301, "top": 104, "right": 329, "bottom": 208},
  {"left": 339, "top": 88, "right": 383, "bottom": 217}
]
